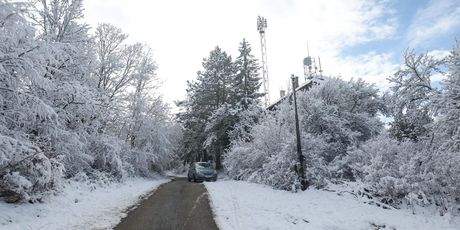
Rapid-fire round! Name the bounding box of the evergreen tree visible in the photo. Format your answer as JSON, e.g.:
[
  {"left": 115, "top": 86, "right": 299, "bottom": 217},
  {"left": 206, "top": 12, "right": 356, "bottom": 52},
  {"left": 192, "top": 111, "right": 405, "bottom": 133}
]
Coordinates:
[
  {"left": 204, "top": 41, "right": 264, "bottom": 169},
  {"left": 177, "top": 46, "right": 234, "bottom": 168},
  {"left": 179, "top": 42, "right": 263, "bottom": 169},
  {"left": 233, "top": 39, "right": 262, "bottom": 108}
]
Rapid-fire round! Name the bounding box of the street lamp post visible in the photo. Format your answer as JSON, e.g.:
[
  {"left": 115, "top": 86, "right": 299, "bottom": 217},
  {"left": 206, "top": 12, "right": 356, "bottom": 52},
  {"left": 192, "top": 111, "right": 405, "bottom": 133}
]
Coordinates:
[{"left": 291, "top": 74, "right": 308, "bottom": 191}]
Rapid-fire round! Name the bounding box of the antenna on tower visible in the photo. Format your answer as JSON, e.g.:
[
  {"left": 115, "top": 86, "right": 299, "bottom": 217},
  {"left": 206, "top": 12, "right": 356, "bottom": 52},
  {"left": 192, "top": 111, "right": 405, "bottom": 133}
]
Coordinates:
[
  {"left": 257, "top": 16, "right": 270, "bottom": 107},
  {"left": 303, "top": 42, "right": 313, "bottom": 82},
  {"left": 303, "top": 43, "right": 325, "bottom": 83},
  {"left": 318, "top": 56, "right": 323, "bottom": 79}
]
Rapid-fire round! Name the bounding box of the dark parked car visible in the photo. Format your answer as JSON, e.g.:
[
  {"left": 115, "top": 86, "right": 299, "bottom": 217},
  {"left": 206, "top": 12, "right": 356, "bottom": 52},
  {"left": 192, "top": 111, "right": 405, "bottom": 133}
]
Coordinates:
[{"left": 188, "top": 162, "right": 217, "bottom": 182}]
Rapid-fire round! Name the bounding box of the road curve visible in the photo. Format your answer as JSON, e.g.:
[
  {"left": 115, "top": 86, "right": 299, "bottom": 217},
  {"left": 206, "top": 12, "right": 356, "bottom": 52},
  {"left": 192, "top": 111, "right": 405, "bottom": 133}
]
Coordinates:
[{"left": 114, "top": 177, "right": 219, "bottom": 230}]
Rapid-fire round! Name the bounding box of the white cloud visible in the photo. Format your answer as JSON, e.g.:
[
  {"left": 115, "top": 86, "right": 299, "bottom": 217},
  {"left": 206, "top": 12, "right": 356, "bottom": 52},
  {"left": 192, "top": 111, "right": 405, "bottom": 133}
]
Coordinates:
[
  {"left": 427, "top": 49, "right": 451, "bottom": 83},
  {"left": 326, "top": 51, "right": 399, "bottom": 91},
  {"left": 427, "top": 49, "right": 450, "bottom": 60},
  {"left": 407, "top": 0, "right": 460, "bottom": 47},
  {"left": 431, "top": 73, "right": 446, "bottom": 83}
]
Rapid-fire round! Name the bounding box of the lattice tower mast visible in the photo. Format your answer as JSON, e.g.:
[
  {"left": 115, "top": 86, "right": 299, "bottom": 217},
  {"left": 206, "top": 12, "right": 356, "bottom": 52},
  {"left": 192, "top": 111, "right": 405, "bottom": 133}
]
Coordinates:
[{"left": 257, "top": 16, "right": 270, "bottom": 106}]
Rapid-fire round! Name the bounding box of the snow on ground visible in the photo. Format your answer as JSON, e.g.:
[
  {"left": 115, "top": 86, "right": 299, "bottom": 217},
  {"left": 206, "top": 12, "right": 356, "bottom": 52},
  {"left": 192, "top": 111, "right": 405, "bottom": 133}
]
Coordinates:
[
  {"left": 164, "top": 170, "right": 187, "bottom": 178},
  {"left": 0, "top": 178, "right": 169, "bottom": 230},
  {"left": 205, "top": 180, "right": 460, "bottom": 230}
]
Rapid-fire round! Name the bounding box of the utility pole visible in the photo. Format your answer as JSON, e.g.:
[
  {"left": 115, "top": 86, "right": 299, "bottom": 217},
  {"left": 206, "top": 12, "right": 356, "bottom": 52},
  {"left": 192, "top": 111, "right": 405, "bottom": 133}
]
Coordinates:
[{"left": 291, "top": 74, "right": 308, "bottom": 191}]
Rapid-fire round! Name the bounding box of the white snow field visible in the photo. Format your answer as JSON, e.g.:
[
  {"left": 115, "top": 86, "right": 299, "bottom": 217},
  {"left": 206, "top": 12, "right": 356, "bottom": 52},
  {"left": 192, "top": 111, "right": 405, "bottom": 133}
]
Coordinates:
[
  {"left": 205, "top": 180, "right": 460, "bottom": 230},
  {"left": 0, "top": 178, "right": 169, "bottom": 230}
]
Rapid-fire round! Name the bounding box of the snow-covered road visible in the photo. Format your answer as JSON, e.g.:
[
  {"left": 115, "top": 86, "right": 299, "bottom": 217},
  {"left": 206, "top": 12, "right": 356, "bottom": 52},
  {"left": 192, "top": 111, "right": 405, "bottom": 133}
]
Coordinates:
[
  {"left": 0, "top": 178, "right": 168, "bottom": 230},
  {"left": 205, "top": 180, "right": 460, "bottom": 230}
]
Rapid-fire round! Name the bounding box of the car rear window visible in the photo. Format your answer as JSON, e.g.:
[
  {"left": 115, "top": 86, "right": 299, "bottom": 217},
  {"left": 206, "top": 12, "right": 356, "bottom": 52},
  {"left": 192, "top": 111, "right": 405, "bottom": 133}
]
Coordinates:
[{"left": 196, "top": 162, "right": 213, "bottom": 169}]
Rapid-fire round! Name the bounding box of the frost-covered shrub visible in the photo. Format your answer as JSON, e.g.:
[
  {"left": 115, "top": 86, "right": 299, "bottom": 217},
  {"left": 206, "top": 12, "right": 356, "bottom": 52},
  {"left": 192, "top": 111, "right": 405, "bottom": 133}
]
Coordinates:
[
  {"left": 348, "top": 134, "right": 417, "bottom": 198},
  {"left": 341, "top": 43, "right": 460, "bottom": 214},
  {"left": 253, "top": 134, "right": 330, "bottom": 190},
  {"left": 298, "top": 78, "right": 383, "bottom": 164},
  {"left": 258, "top": 140, "right": 298, "bottom": 190},
  {"left": 429, "top": 40, "right": 460, "bottom": 212},
  {"left": 53, "top": 131, "right": 92, "bottom": 178},
  {"left": 302, "top": 134, "right": 331, "bottom": 188},
  {"left": 225, "top": 77, "right": 383, "bottom": 190},
  {"left": 0, "top": 135, "right": 64, "bottom": 202},
  {"left": 225, "top": 108, "right": 291, "bottom": 185},
  {"left": 88, "top": 135, "right": 130, "bottom": 180},
  {"left": 128, "top": 150, "right": 158, "bottom": 177},
  {"left": 348, "top": 133, "right": 460, "bottom": 214}
]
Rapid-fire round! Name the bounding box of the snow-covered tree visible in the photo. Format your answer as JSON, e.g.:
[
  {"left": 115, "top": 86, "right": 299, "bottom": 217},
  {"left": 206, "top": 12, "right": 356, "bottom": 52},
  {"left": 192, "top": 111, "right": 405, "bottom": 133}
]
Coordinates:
[
  {"left": 225, "top": 77, "right": 384, "bottom": 189},
  {"left": 428, "top": 40, "right": 460, "bottom": 212},
  {"left": 300, "top": 78, "right": 383, "bottom": 158},
  {"left": 179, "top": 42, "right": 263, "bottom": 169},
  {"left": 387, "top": 49, "right": 443, "bottom": 142},
  {"left": 27, "top": 0, "right": 103, "bottom": 177},
  {"left": 177, "top": 46, "right": 235, "bottom": 168},
  {"left": 232, "top": 39, "right": 262, "bottom": 108},
  {"left": 435, "top": 41, "right": 460, "bottom": 154},
  {"left": 95, "top": 24, "right": 147, "bottom": 102},
  {"left": 204, "top": 104, "right": 238, "bottom": 169},
  {"left": 29, "top": 0, "right": 88, "bottom": 42},
  {"left": 228, "top": 103, "right": 264, "bottom": 143},
  {"left": 0, "top": 0, "right": 64, "bottom": 202},
  {"left": 0, "top": 0, "right": 181, "bottom": 202}
]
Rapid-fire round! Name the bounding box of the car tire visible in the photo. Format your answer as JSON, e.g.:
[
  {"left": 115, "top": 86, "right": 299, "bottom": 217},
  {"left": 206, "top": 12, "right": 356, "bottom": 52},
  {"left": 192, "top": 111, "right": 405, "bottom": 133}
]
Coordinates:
[
  {"left": 193, "top": 174, "right": 196, "bottom": 182},
  {"left": 187, "top": 177, "right": 191, "bottom": 182}
]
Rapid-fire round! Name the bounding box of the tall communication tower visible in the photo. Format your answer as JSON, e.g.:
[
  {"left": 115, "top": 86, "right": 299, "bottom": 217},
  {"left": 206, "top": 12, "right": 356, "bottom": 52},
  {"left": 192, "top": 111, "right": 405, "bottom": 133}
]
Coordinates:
[{"left": 257, "top": 16, "right": 270, "bottom": 107}]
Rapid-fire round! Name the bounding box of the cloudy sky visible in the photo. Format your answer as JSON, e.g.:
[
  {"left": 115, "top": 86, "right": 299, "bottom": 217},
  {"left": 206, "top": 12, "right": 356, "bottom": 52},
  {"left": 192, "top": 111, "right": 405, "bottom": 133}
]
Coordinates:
[{"left": 83, "top": 0, "right": 460, "bottom": 108}]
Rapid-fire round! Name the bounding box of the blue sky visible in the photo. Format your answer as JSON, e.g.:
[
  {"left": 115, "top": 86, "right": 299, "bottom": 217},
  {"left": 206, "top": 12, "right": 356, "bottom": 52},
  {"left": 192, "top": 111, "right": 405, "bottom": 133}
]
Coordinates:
[
  {"left": 341, "top": 0, "right": 426, "bottom": 56},
  {"left": 343, "top": 0, "right": 459, "bottom": 60},
  {"left": 83, "top": 0, "right": 460, "bottom": 105}
]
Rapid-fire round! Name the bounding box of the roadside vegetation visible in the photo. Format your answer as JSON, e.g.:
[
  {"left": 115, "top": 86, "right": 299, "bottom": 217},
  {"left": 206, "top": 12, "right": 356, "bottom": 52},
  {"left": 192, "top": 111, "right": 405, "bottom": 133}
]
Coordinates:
[
  {"left": 179, "top": 37, "right": 460, "bottom": 214},
  {"left": 0, "top": 0, "right": 180, "bottom": 203},
  {"left": 225, "top": 45, "right": 460, "bottom": 214}
]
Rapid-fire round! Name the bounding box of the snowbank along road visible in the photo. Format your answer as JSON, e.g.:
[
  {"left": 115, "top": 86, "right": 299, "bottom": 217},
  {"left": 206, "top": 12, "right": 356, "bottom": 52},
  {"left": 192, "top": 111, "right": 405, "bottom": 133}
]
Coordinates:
[{"left": 114, "top": 177, "right": 219, "bottom": 230}]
